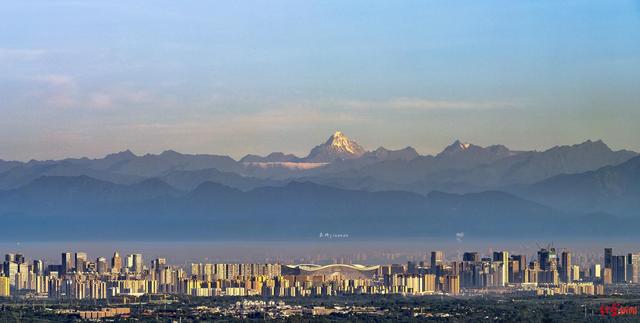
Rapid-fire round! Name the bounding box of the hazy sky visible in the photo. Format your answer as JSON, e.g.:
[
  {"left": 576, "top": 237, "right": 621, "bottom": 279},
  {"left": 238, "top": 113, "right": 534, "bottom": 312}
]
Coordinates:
[{"left": 1, "top": 1, "right": 639, "bottom": 160}]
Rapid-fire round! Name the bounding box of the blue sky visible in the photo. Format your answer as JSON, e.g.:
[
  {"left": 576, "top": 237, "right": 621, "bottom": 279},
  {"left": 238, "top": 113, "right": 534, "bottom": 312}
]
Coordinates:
[{"left": 1, "top": 1, "right": 639, "bottom": 160}]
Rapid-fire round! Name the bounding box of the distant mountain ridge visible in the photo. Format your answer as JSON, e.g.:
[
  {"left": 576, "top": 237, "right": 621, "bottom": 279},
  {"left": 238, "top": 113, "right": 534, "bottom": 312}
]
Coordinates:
[
  {"left": 515, "top": 155, "right": 640, "bottom": 216},
  {"left": 0, "top": 134, "right": 636, "bottom": 189},
  {"left": 0, "top": 133, "right": 635, "bottom": 191},
  {"left": 331, "top": 138, "right": 636, "bottom": 193},
  {"left": 1, "top": 132, "right": 638, "bottom": 240}
]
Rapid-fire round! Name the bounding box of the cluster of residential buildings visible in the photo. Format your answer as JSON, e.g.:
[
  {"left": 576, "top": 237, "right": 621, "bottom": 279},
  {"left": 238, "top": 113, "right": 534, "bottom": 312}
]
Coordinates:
[{"left": 1, "top": 247, "right": 638, "bottom": 300}]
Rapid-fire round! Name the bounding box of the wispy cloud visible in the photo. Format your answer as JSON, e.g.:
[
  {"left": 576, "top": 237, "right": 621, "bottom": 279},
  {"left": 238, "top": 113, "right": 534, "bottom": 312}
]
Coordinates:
[
  {"left": 33, "top": 74, "right": 75, "bottom": 87},
  {"left": 120, "top": 108, "right": 359, "bottom": 137},
  {"left": 30, "top": 74, "right": 156, "bottom": 111},
  {"left": 0, "top": 48, "right": 47, "bottom": 61},
  {"left": 335, "top": 97, "right": 521, "bottom": 111},
  {"left": 30, "top": 74, "right": 77, "bottom": 108}
]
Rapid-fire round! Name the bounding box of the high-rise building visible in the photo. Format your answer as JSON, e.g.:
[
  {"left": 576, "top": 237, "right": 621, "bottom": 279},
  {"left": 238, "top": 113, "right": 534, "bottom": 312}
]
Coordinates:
[
  {"left": 111, "top": 252, "right": 122, "bottom": 273},
  {"left": 4, "top": 254, "right": 15, "bottom": 263},
  {"left": 0, "top": 276, "right": 10, "bottom": 297},
  {"left": 406, "top": 261, "right": 417, "bottom": 274},
  {"left": 604, "top": 248, "right": 613, "bottom": 269},
  {"left": 5, "top": 254, "right": 24, "bottom": 264},
  {"left": 152, "top": 258, "right": 167, "bottom": 271},
  {"left": 444, "top": 275, "right": 460, "bottom": 295},
  {"left": 12, "top": 254, "right": 25, "bottom": 264},
  {"left": 511, "top": 255, "right": 527, "bottom": 272},
  {"left": 75, "top": 252, "right": 88, "bottom": 272},
  {"left": 431, "top": 251, "right": 444, "bottom": 270},
  {"left": 538, "top": 248, "right": 557, "bottom": 271},
  {"left": 561, "top": 251, "right": 572, "bottom": 282},
  {"left": 493, "top": 251, "right": 509, "bottom": 286},
  {"left": 33, "top": 260, "right": 44, "bottom": 275},
  {"left": 628, "top": 253, "right": 640, "bottom": 283},
  {"left": 590, "top": 264, "right": 601, "bottom": 280},
  {"left": 603, "top": 267, "right": 613, "bottom": 284},
  {"left": 2, "top": 262, "right": 18, "bottom": 282},
  {"left": 96, "top": 257, "right": 108, "bottom": 274},
  {"left": 132, "top": 254, "right": 143, "bottom": 274},
  {"left": 571, "top": 265, "right": 580, "bottom": 282},
  {"left": 126, "top": 254, "right": 134, "bottom": 271},
  {"left": 61, "top": 252, "right": 73, "bottom": 274},
  {"left": 508, "top": 259, "right": 519, "bottom": 283},
  {"left": 463, "top": 252, "right": 479, "bottom": 262},
  {"left": 424, "top": 274, "right": 436, "bottom": 292},
  {"left": 612, "top": 255, "right": 627, "bottom": 283}
]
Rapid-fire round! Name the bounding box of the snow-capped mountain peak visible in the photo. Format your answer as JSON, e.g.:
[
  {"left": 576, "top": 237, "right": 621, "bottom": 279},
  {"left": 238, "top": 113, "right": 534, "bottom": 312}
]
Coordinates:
[
  {"left": 305, "top": 131, "right": 366, "bottom": 162},
  {"left": 440, "top": 140, "right": 476, "bottom": 155},
  {"left": 326, "top": 131, "right": 364, "bottom": 155}
]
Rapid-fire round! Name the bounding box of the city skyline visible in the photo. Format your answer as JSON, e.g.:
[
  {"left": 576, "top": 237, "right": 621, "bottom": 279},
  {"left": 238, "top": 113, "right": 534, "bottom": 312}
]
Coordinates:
[
  {"left": 2, "top": 245, "right": 638, "bottom": 299},
  {"left": 3, "top": 243, "right": 640, "bottom": 320},
  {"left": 1, "top": 1, "right": 639, "bottom": 160}
]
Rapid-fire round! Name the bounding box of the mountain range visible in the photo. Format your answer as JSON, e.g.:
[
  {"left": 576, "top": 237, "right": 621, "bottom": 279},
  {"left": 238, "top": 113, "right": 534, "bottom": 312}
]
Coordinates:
[{"left": 0, "top": 131, "right": 637, "bottom": 240}]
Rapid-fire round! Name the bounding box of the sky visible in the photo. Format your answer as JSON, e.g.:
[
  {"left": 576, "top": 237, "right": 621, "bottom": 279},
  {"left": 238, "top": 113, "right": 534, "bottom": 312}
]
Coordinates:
[{"left": 1, "top": 0, "right": 639, "bottom": 161}]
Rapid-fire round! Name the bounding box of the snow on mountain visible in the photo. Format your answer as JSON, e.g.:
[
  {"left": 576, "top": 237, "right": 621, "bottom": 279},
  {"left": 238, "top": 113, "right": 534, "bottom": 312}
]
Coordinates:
[{"left": 304, "top": 131, "right": 366, "bottom": 162}]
